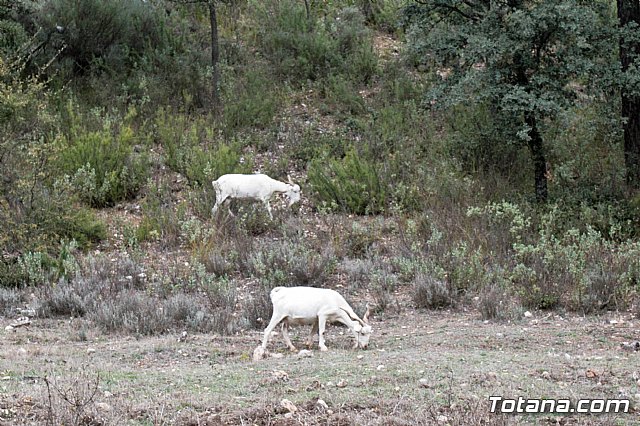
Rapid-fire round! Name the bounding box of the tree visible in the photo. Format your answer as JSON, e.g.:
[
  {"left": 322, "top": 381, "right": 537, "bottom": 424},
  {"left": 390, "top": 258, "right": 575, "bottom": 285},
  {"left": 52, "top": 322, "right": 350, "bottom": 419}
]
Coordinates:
[
  {"left": 168, "top": 0, "right": 224, "bottom": 109},
  {"left": 404, "top": 0, "right": 609, "bottom": 202},
  {"left": 617, "top": 0, "right": 640, "bottom": 188}
]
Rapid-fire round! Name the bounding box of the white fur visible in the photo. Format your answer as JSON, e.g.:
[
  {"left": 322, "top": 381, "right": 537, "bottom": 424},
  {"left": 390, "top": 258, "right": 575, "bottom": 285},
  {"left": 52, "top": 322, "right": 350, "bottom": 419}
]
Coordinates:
[
  {"left": 212, "top": 173, "right": 301, "bottom": 219},
  {"left": 261, "top": 286, "right": 372, "bottom": 352}
]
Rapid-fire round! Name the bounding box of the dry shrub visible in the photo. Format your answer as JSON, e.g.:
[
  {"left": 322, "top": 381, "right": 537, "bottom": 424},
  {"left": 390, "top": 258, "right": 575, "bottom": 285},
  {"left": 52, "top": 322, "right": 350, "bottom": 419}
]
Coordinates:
[
  {"left": 412, "top": 273, "right": 452, "bottom": 309},
  {"left": 477, "top": 284, "right": 522, "bottom": 321}
]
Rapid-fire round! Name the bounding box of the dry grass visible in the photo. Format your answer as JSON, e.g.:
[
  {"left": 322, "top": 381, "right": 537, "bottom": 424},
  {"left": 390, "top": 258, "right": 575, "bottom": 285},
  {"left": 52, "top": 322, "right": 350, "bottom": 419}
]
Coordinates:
[{"left": 1, "top": 310, "right": 638, "bottom": 425}]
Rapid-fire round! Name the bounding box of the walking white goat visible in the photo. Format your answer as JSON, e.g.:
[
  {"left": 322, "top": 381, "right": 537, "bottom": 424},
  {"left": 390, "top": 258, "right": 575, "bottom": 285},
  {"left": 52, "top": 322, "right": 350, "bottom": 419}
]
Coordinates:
[
  {"left": 211, "top": 173, "right": 301, "bottom": 219},
  {"left": 261, "top": 286, "right": 372, "bottom": 352}
]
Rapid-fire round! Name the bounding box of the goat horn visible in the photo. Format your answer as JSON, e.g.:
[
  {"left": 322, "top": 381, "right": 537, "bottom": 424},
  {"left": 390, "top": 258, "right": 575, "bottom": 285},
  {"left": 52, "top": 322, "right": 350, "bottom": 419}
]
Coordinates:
[
  {"left": 340, "top": 307, "right": 365, "bottom": 326},
  {"left": 363, "top": 303, "right": 370, "bottom": 324},
  {"left": 287, "top": 174, "right": 294, "bottom": 185}
]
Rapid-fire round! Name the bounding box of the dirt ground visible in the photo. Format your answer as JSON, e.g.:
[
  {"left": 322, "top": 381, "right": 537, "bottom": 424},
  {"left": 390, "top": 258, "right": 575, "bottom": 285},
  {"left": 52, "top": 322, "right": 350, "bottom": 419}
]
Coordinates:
[{"left": 1, "top": 309, "right": 639, "bottom": 425}]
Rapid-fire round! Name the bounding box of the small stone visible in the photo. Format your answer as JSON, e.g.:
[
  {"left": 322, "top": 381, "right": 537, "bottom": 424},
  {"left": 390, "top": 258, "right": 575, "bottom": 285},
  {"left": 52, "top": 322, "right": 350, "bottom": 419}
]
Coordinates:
[
  {"left": 280, "top": 398, "right": 297, "bottom": 413},
  {"left": 419, "top": 378, "right": 430, "bottom": 388},
  {"left": 95, "top": 402, "right": 112, "bottom": 413},
  {"left": 270, "top": 353, "right": 284, "bottom": 359},
  {"left": 252, "top": 346, "right": 265, "bottom": 361},
  {"left": 316, "top": 399, "right": 329, "bottom": 411},
  {"left": 524, "top": 311, "right": 533, "bottom": 318},
  {"left": 297, "top": 349, "right": 313, "bottom": 358},
  {"left": 356, "top": 355, "right": 364, "bottom": 360},
  {"left": 336, "top": 379, "right": 347, "bottom": 388},
  {"left": 437, "top": 415, "right": 448, "bottom": 423},
  {"left": 86, "top": 348, "right": 96, "bottom": 355},
  {"left": 5, "top": 325, "right": 14, "bottom": 332},
  {"left": 377, "top": 364, "right": 385, "bottom": 371}
]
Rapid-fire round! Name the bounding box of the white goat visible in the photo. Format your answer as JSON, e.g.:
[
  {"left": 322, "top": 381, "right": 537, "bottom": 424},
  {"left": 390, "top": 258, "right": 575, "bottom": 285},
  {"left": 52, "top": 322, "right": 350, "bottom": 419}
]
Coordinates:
[
  {"left": 261, "top": 286, "right": 372, "bottom": 352},
  {"left": 211, "top": 173, "right": 301, "bottom": 219}
]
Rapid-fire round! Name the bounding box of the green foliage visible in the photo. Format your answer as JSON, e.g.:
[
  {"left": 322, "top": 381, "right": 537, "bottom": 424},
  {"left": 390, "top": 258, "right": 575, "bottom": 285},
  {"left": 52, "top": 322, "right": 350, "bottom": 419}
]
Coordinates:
[
  {"left": 38, "top": 0, "right": 167, "bottom": 75},
  {"left": 137, "top": 179, "right": 184, "bottom": 248},
  {"left": 255, "top": 1, "right": 377, "bottom": 84},
  {"left": 308, "top": 149, "right": 386, "bottom": 215},
  {"left": 468, "top": 201, "right": 640, "bottom": 311},
  {"left": 154, "top": 109, "right": 251, "bottom": 186},
  {"left": 0, "top": 1, "right": 33, "bottom": 56},
  {"left": 403, "top": 0, "right": 613, "bottom": 200},
  {"left": 318, "top": 75, "right": 367, "bottom": 118},
  {"left": 58, "top": 115, "right": 149, "bottom": 207},
  {"left": 222, "top": 69, "right": 282, "bottom": 132},
  {"left": 0, "top": 60, "right": 105, "bottom": 286}
]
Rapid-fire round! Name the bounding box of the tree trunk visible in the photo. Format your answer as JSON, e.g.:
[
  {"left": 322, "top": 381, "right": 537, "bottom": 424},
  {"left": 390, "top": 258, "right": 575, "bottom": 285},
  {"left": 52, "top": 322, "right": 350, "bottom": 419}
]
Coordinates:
[
  {"left": 209, "top": 1, "right": 221, "bottom": 109},
  {"left": 304, "top": 0, "right": 310, "bottom": 21},
  {"left": 618, "top": 0, "right": 640, "bottom": 188},
  {"left": 525, "top": 112, "right": 548, "bottom": 203}
]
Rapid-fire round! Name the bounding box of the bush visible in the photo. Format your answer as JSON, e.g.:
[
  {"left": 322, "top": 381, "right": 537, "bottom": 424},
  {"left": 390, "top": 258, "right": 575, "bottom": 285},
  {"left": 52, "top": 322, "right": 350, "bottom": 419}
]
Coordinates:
[
  {"left": 137, "top": 179, "right": 184, "bottom": 248},
  {"left": 223, "top": 69, "right": 281, "bottom": 133},
  {"left": 308, "top": 149, "right": 386, "bottom": 214},
  {"left": 412, "top": 273, "right": 452, "bottom": 309},
  {"left": 59, "top": 118, "right": 149, "bottom": 207},
  {"left": 154, "top": 109, "right": 251, "bottom": 186},
  {"left": 38, "top": 0, "right": 167, "bottom": 75},
  {"left": 318, "top": 75, "right": 367, "bottom": 118},
  {"left": 244, "top": 238, "right": 336, "bottom": 287},
  {"left": 255, "top": 1, "right": 377, "bottom": 84}
]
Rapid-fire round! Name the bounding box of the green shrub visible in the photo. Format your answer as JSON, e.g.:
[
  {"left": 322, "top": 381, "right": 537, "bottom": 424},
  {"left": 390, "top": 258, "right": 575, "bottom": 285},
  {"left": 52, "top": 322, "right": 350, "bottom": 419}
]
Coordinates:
[
  {"left": 308, "top": 149, "right": 386, "bottom": 215},
  {"left": 60, "top": 122, "right": 149, "bottom": 207},
  {"left": 318, "top": 75, "right": 367, "bottom": 118},
  {"left": 223, "top": 69, "right": 281, "bottom": 133},
  {"left": 255, "top": 0, "right": 338, "bottom": 82},
  {"left": 138, "top": 179, "right": 184, "bottom": 248},
  {"left": 468, "top": 201, "right": 640, "bottom": 312},
  {"left": 329, "top": 7, "right": 378, "bottom": 84},
  {"left": 38, "top": 0, "right": 167, "bottom": 75},
  {"left": 184, "top": 144, "right": 251, "bottom": 187},
  {"left": 154, "top": 109, "right": 251, "bottom": 186},
  {"left": 255, "top": 1, "right": 377, "bottom": 84}
]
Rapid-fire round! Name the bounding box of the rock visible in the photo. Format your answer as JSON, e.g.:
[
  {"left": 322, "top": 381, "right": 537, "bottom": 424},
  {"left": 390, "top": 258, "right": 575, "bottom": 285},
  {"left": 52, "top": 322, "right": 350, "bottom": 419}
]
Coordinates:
[
  {"left": 336, "top": 379, "right": 348, "bottom": 388},
  {"left": 356, "top": 355, "right": 364, "bottom": 360},
  {"left": 419, "top": 378, "right": 430, "bottom": 388},
  {"left": 10, "top": 317, "right": 31, "bottom": 328},
  {"left": 271, "top": 370, "right": 289, "bottom": 382},
  {"left": 316, "top": 399, "right": 329, "bottom": 411},
  {"left": 270, "top": 353, "right": 284, "bottom": 359},
  {"left": 5, "top": 325, "right": 14, "bottom": 333},
  {"left": 86, "top": 348, "right": 96, "bottom": 355},
  {"left": 524, "top": 311, "right": 533, "bottom": 318},
  {"left": 297, "top": 349, "right": 313, "bottom": 358},
  {"left": 620, "top": 341, "right": 640, "bottom": 352},
  {"left": 252, "top": 346, "right": 265, "bottom": 361},
  {"left": 280, "top": 398, "right": 297, "bottom": 413},
  {"left": 437, "top": 415, "right": 448, "bottom": 423},
  {"left": 377, "top": 364, "right": 385, "bottom": 371},
  {"left": 95, "top": 402, "right": 112, "bottom": 413}
]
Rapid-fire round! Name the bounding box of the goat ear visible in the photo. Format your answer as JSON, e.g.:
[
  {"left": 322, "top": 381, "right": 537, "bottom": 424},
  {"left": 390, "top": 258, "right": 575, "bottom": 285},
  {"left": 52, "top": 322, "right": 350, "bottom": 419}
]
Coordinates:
[{"left": 363, "top": 303, "right": 370, "bottom": 324}]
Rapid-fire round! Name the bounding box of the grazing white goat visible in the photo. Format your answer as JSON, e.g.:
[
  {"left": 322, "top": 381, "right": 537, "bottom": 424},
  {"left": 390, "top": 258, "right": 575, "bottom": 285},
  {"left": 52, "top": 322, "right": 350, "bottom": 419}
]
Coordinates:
[
  {"left": 261, "top": 286, "right": 372, "bottom": 352},
  {"left": 212, "top": 173, "right": 301, "bottom": 219}
]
